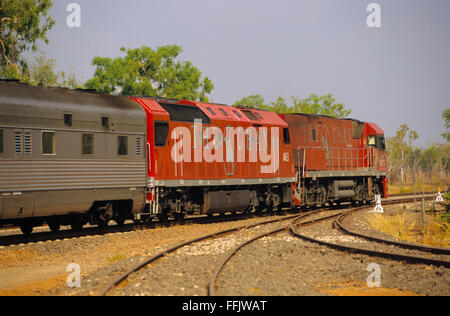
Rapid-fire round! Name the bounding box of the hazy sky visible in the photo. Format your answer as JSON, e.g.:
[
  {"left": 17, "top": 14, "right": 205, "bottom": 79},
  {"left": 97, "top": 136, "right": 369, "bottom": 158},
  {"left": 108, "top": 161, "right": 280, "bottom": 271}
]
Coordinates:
[{"left": 37, "top": 0, "right": 450, "bottom": 146}]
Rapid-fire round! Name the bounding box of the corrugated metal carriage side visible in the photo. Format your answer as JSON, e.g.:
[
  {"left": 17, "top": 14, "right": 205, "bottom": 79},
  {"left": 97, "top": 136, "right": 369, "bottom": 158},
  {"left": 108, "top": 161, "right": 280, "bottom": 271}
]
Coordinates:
[{"left": 0, "top": 81, "right": 147, "bottom": 234}]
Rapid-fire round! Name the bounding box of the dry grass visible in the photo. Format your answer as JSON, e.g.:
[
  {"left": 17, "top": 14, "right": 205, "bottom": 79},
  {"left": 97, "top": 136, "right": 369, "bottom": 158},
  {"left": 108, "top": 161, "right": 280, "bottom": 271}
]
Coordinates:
[
  {"left": 388, "top": 184, "right": 439, "bottom": 195},
  {"left": 107, "top": 253, "right": 126, "bottom": 263},
  {"left": 366, "top": 212, "right": 450, "bottom": 248}
]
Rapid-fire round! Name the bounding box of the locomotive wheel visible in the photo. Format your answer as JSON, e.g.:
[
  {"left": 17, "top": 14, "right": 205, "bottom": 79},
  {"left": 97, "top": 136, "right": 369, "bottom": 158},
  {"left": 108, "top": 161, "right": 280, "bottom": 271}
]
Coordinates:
[
  {"left": 97, "top": 219, "right": 109, "bottom": 228},
  {"left": 70, "top": 215, "right": 84, "bottom": 232},
  {"left": 48, "top": 220, "right": 61, "bottom": 233},
  {"left": 20, "top": 222, "right": 34, "bottom": 236},
  {"left": 115, "top": 217, "right": 125, "bottom": 226},
  {"left": 173, "top": 213, "right": 185, "bottom": 221}
]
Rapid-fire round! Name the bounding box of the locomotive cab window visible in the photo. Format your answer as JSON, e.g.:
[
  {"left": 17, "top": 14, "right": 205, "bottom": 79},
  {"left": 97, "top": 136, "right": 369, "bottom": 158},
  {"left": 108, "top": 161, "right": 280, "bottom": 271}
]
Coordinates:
[
  {"left": 154, "top": 121, "right": 169, "bottom": 147},
  {"left": 0, "top": 129, "right": 3, "bottom": 153},
  {"left": 118, "top": 136, "right": 128, "bottom": 156},
  {"left": 368, "top": 135, "right": 376, "bottom": 147},
  {"left": 377, "top": 136, "right": 386, "bottom": 151},
  {"left": 42, "top": 131, "right": 55, "bottom": 155}
]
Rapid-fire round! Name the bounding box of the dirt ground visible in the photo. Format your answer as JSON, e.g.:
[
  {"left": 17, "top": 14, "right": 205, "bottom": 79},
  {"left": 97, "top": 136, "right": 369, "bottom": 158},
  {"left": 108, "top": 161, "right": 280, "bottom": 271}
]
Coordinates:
[
  {"left": 0, "top": 216, "right": 287, "bottom": 296},
  {"left": 0, "top": 207, "right": 448, "bottom": 296}
]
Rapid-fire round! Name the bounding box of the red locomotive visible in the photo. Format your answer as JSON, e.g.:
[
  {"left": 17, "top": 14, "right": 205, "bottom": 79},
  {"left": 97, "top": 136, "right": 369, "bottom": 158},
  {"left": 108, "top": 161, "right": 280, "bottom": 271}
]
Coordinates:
[
  {"left": 129, "top": 96, "right": 388, "bottom": 221},
  {"left": 129, "top": 97, "right": 295, "bottom": 221},
  {"left": 280, "top": 113, "right": 387, "bottom": 207}
]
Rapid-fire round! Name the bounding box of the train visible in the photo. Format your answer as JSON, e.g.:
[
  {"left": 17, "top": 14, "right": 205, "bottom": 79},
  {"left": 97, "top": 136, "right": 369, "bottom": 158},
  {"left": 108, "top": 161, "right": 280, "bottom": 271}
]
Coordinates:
[{"left": 0, "top": 80, "right": 388, "bottom": 235}]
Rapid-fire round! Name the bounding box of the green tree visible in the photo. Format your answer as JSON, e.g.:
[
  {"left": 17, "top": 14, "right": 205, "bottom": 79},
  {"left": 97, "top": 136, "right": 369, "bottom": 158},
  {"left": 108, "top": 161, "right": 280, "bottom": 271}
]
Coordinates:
[
  {"left": 29, "top": 53, "right": 58, "bottom": 86},
  {"left": 23, "top": 53, "right": 81, "bottom": 88},
  {"left": 269, "top": 96, "right": 290, "bottom": 113},
  {"left": 292, "top": 94, "right": 352, "bottom": 118},
  {"left": 234, "top": 93, "right": 351, "bottom": 117},
  {"left": 442, "top": 108, "right": 450, "bottom": 142},
  {"left": 233, "top": 94, "right": 267, "bottom": 108},
  {"left": 85, "top": 45, "right": 214, "bottom": 102},
  {"left": 0, "top": 0, "right": 55, "bottom": 79},
  {"left": 386, "top": 124, "right": 419, "bottom": 183}
]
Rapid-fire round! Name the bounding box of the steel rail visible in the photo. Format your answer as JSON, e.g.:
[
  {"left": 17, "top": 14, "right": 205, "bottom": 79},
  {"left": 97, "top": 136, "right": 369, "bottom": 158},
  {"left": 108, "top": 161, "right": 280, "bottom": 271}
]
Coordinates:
[
  {"left": 290, "top": 198, "right": 450, "bottom": 269},
  {"left": 336, "top": 212, "right": 450, "bottom": 255},
  {"left": 208, "top": 209, "right": 350, "bottom": 296},
  {"left": 0, "top": 209, "right": 294, "bottom": 248},
  {"left": 98, "top": 213, "right": 304, "bottom": 296},
  {"left": 0, "top": 192, "right": 442, "bottom": 246}
]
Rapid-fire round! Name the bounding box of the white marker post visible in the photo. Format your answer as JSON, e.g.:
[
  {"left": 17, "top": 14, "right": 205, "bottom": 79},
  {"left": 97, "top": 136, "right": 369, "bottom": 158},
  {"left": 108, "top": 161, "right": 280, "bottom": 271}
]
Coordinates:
[
  {"left": 369, "top": 194, "right": 384, "bottom": 213},
  {"left": 435, "top": 191, "right": 444, "bottom": 203}
]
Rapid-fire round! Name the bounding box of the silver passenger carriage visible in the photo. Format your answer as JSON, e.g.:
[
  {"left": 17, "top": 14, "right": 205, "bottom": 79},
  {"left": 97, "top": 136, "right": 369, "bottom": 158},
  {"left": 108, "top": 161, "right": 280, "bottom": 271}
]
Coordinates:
[{"left": 0, "top": 80, "right": 147, "bottom": 234}]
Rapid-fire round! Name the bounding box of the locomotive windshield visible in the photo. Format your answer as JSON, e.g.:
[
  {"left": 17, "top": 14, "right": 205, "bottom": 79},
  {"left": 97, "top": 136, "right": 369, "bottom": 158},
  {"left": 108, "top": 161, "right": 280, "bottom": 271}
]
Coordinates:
[
  {"left": 368, "top": 135, "right": 385, "bottom": 151},
  {"left": 378, "top": 136, "right": 386, "bottom": 151}
]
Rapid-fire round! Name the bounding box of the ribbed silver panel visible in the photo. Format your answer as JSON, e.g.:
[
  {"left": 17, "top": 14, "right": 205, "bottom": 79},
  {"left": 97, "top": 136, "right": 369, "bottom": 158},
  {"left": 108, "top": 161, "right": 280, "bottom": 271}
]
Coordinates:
[{"left": 0, "top": 159, "right": 147, "bottom": 192}]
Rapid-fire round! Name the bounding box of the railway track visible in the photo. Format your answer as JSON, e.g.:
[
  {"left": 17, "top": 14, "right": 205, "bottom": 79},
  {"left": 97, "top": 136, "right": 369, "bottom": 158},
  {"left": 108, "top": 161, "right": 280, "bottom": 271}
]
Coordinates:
[
  {"left": 208, "top": 208, "right": 348, "bottom": 296},
  {"left": 0, "top": 210, "right": 295, "bottom": 248},
  {"left": 99, "top": 194, "right": 445, "bottom": 296},
  {"left": 14, "top": 192, "right": 437, "bottom": 296},
  {"left": 290, "top": 200, "right": 450, "bottom": 269},
  {"left": 0, "top": 192, "right": 442, "bottom": 248},
  {"left": 208, "top": 195, "right": 448, "bottom": 296},
  {"left": 98, "top": 211, "right": 307, "bottom": 296},
  {"left": 1, "top": 193, "right": 446, "bottom": 295}
]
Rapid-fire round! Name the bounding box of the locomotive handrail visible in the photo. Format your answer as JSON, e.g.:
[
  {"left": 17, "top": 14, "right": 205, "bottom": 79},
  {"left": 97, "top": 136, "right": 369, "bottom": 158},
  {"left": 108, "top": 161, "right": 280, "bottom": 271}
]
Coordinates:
[{"left": 294, "top": 145, "right": 376, "bottom": 172}]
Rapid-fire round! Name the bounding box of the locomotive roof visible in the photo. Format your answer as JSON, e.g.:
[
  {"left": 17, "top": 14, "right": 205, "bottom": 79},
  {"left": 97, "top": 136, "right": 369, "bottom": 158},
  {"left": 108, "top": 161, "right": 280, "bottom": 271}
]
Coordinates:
[
  {"left": 283, "top": 112, "right": 363, "bottom": 124},
  {"left": 132, "top": 97, "right": 288, "bottom": 127},
  {"left": 0, "top": 81, "right": 146, "bottom": 133}
]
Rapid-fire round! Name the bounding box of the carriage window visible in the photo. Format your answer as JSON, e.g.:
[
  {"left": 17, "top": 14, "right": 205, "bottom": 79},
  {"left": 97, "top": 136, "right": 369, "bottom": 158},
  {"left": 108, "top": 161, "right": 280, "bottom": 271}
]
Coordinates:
[
  {"left": 118, "top": 136, "right": 128, "bottom": 155},
  {"left": 82, "top": 134, "right": 94, "bottom": 155},
  {"left": 254, "top": 112, "right": 263, "bottom": 120},
  {"left": 101, "top": 116, "right": 109, "bottom": 130},
  {"left": 64, "top": 113, "right": 73, "bottom": 127},
  {"left": 42, "top": 131, "right": 55, "bottom": 155},
  {"left": 206, "top": 107, "right": 216, "bottom": 116},
  {"left": 154, "top": 121, "right": 169, "bottom": 147},
  {"left": 0, "top": 130, "right": 3, "bottom": 153}
]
